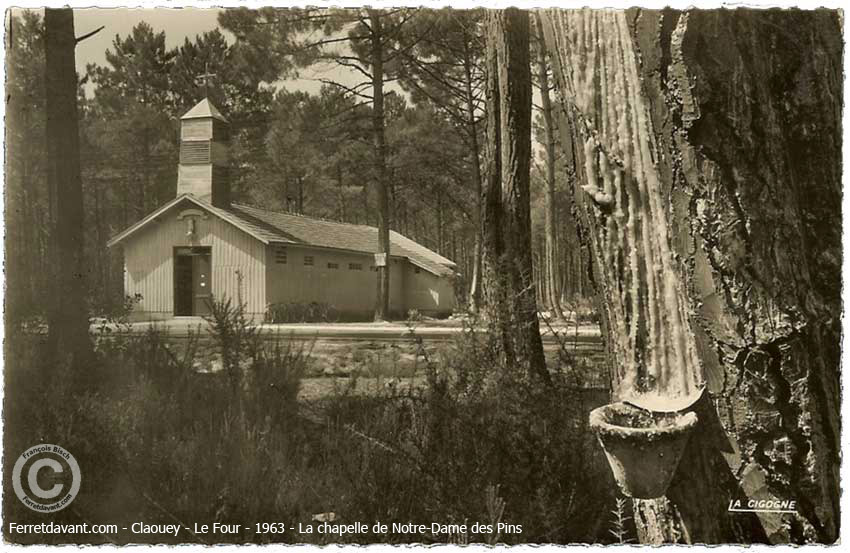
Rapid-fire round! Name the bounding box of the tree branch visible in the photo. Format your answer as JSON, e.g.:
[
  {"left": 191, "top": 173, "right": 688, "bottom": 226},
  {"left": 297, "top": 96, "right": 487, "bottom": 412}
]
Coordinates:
[
  {"left": 315, "top": 78, "right": 374, "bottom": 101},
  {"left": 75, "top": 25, "right": 105, "bottom": 44}
]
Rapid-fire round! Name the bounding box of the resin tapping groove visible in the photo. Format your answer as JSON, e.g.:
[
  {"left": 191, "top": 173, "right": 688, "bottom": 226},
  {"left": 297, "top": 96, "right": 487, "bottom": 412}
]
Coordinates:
[
  {"left": 541, "top": 7, "right": 842, "bottom": 542},
  {"left": 544, "top": 9, "right": 703, "bottom": 405}
]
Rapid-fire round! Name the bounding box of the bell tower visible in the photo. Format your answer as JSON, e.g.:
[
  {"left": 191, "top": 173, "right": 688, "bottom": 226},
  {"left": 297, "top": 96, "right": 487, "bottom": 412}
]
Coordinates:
[{"left": 177, "top": 98, "right": 230, "bottom": 208}]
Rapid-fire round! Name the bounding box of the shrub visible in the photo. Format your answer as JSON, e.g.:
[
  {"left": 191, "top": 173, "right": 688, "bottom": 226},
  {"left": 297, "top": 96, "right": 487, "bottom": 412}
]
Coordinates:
[
  {"left": 311, "top": 318, "right": 615, "bottom": 543},
  {"left": 264, "top": 302, "right": 340, "bottom": 323},
  {"left": 4, "top": 300, "right": 612, "bottom": 545},
  {"left": 206, "top": 295, "right": 262, "bottom": 391}
]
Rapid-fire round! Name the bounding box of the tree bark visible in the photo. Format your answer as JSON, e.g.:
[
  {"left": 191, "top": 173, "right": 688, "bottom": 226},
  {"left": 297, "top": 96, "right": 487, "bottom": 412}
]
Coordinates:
[
  {"left": 534, "top": 15, "right": 566, "bottom": 321},
  {"left": 369, "top": 9, "right": 391, "bottom": 321},
  {"left": 463, "top": 38, "right": 485, "bottom": 315},
  {"left": 482, "top": 8, "right": 549, "bottom": 385},
  {"left": 540, "top": 8, "right": 841, "bottom": 544},
  {"left": 45, "top": 8, "right": 93, "bottom": 373}
]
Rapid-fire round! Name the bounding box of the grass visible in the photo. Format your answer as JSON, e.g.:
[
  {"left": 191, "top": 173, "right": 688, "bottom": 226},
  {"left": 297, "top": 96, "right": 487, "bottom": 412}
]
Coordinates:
[{"left": 3, "top": 300, "right": 617, "bottom": 545}]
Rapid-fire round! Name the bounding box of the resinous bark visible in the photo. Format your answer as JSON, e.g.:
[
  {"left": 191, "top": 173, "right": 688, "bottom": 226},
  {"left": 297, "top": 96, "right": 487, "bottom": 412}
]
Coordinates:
[
  {"left": 45, "top": 8, "right": 94, "bottom": 374},
  {"left": 482, "top": 9, "right": 549, "bottom": 385},
  {"left": 539, "top": 8, "right": 841, "bottom": 544}
]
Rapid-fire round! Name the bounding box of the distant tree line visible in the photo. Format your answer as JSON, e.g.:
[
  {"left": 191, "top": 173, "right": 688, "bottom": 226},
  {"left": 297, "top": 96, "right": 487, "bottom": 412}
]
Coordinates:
[{"left": 4, "top": 8, "right": 591, "bottom": 325}]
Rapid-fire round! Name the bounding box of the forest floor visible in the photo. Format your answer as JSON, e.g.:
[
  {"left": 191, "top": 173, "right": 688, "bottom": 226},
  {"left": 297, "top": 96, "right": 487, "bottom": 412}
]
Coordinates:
[
  {"left": 6, "top": 316, "right": 615, "bottom": 545},
  {"left": 98, "top": 318, "right": 607, "bottom": 395},
  {"left": 294, "top": 333, "right": 607, "bottom": 401},
  {"left": 3, "top": 322, "right": 615, "bottom": 544},
  {"left": 101, "top": 317, "right": 600, "bottom": 340}
]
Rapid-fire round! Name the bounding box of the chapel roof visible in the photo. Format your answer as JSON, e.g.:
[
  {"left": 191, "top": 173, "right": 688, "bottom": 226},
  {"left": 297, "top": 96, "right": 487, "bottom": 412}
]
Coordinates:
[
  {"left": 180, "top": 98, "right": 228, "bottom": 122},
  {"left": 108, "top": 195, "right": 457, "bottom": 277},
  {"left": 226, "top": 203, "right": 457, "bottom": 277}
]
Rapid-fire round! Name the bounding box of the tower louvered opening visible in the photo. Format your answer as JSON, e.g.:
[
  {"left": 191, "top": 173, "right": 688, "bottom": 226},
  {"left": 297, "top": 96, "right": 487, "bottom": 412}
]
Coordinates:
[{"left": 180, "top": 140, "right": 212, "bottom": 164}]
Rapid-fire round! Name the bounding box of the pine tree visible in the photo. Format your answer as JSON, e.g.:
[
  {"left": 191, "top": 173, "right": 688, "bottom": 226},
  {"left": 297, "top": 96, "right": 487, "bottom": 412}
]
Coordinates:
[
  {"left": 44, "top": 7, "right": 93, "bottom": 373},
  {"left": 482, "top": 8, "right": 549, "bottom": 385}
]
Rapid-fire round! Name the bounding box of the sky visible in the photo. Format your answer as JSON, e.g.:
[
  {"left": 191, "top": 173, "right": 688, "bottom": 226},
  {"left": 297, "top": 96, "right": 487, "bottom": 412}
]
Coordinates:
[
  {"left": 69, "top": 8, "right": 377, "bottom": 98},
  {"left": 11, "top": 7, "right": 372, "bottom": 98},
  {"left": 74, "top": 8, "right": 226, "bottom": 74}
]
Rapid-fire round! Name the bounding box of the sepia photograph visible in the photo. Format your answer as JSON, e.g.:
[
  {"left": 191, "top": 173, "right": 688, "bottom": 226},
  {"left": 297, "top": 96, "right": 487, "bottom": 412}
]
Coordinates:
[{"left": 1, "top": 1, "right": 844, "bottom": 546}]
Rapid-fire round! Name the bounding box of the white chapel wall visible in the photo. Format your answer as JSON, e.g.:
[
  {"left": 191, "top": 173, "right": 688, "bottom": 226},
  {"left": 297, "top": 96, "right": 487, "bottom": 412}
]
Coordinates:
[{"left": 123, "top": 204, "right": 266, "bottom": 319}]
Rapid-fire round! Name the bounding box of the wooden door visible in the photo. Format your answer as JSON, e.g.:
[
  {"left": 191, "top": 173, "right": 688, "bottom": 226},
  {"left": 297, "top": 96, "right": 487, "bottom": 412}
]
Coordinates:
[
  {"left": 192, "top": 252, "right": 212, "bottom": 316},
  {"left": 174, "top": 254, "right": 194, "bottom": 316}
]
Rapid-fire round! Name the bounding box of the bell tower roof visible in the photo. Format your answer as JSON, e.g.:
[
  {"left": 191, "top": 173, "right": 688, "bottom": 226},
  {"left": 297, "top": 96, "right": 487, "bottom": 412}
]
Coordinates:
[
  {"left": 181, "top": 98, "right": 228, "bottom": 123},
  {"left": 177, "top": 97, "right": 230, "bottom": 209}
]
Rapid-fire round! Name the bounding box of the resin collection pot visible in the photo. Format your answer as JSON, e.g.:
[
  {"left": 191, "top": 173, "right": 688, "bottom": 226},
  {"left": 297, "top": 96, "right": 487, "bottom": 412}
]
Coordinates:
[{"left": 589, "top": 402, "right": 698, "bottom": 499}]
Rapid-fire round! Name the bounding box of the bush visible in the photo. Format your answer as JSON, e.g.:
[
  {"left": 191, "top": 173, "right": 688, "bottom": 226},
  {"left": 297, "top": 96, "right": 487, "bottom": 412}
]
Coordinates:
[
  {"left": 265, "top": 302, "right": 340, "bottom": 323},
  {"left": 309, "top": 319, "right": 615, "bottom": 543},
  {"left": 4, "top": 301, "right": 612, "bottom": 545}
]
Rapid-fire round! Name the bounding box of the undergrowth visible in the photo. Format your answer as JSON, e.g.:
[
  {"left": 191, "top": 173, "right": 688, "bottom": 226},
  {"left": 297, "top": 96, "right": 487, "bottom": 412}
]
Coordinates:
[{"left": 4, "top": 297, "right": 614, "bottom": 545}]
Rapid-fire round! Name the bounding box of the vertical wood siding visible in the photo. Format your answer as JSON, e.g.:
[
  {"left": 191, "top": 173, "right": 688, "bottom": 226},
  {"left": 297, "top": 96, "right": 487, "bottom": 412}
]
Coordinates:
[
  {"left": 265, "top": 246, "right": 456, "bottom": 317},
  {"left": 181, "top": 119, "right": 212, "bottom": 140},
  {"left": 402, "top": 264, "right": 456, "bottom": 315},
  {"left": 120, "top": 201, "right": 455, "bottom": 320},
  {"left": 123, "top": 204, "right": 266, "bottom": 318},
  {"left": 265, "top": 246, "right": 409, "bottom": 316}
]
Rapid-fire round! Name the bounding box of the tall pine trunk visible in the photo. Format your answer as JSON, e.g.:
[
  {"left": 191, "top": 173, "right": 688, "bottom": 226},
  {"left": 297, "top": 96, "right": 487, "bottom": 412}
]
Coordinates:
[
  {"left": 482, "top": 8, "right": 549, "bottom": 385},
  {"left": 540, "top": 8, "right": 841, "bottom": 543},
  {"left": 45, "top": 8, "right": 92, "bottom": 373},
  {"left": 534, "top": 15, "right": 565, "bottom": 321},
  {"left": 463, "top": 38, "right": 485, "bottom": 314},
  {"left": 369, "top": 9, "right": 391, "bottom": 321}
]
